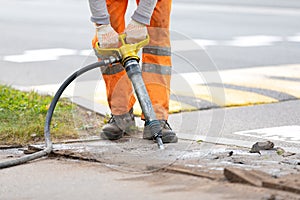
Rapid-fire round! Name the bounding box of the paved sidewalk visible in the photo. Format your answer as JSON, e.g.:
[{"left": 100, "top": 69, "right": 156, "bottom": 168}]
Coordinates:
[
  {"left": 0, "top": 159, "right": 279, "bottom": 200},
  {"left": 1, "top": 139, "right": 300, "bottom": 200}
]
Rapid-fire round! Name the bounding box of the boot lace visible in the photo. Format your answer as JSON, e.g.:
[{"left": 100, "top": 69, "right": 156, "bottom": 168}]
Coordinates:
[
  {"left": 107, "top": 115, "right": 115, "bottom": 123},
  {"left": 164, "top": 120, "right": 173, "bottom": 130}
]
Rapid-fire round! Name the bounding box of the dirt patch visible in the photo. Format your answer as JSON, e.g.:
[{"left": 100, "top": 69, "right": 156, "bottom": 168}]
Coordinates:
[{"left": 69, "top": 105, "right": 105, "bottom": 140}]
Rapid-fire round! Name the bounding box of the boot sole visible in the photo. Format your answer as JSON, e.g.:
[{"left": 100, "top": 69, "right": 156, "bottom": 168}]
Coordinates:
[
  {"left": 100, "top": 131, "right": 123, "bottom": 140},
  {"left": 162, "top": 135, "right": 178, "bottom": 143}
]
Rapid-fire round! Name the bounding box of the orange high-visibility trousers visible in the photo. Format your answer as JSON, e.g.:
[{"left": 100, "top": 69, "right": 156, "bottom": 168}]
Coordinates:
[{"left": 92, "top": 0, "right": 172, "bottom": 120}]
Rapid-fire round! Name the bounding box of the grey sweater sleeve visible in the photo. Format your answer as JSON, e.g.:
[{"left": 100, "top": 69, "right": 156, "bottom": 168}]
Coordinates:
[
  {"left": 88, "top": 0, "right": 157, "bottom": 25},
  {"left": 132, "top": 0, "right": 158, "bottom": 25},
  {"left": 88, "top": 0, "right": 110, "bottom": 25}
]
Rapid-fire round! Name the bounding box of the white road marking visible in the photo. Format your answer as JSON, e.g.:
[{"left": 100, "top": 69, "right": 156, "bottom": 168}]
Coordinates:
[
  {"left": 173, "top": 3, "right": 300, "bottom": 16},
  {"left": 172, "top": 35, "right": 284, "bottom": 51},
  {"left": 287, "top": 33, "right": 300, "bottom": 43},
  {"left": 233, "top": 126, "right": 300, "bottom": 144},
  {"left": 224, "top": 35, "right": 282, "bottom": 47},
  {"left": 1, "top": 34, "right": 298, "bottom": 63},
  {"left": 171, "top": 39, "right": 218, "bottom": 51},
  {"left": 194, "top": 39, "right": 219, "bottom": 49},
  {"left": 171, "top": 40, "right": 204, "bottom": 51},
  {"left": 79, "top": 49, "right": 93, "bottom": 56},
  {"left": 3, "top": 48, "right": 77, "bottom": 63}
]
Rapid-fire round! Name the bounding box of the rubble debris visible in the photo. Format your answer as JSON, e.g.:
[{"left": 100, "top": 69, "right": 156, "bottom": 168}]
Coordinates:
[
  {"left": 250, "top": 141, "right": 274, "bottom": 153},
  {"left": 224, "top": 167, "right": 272, "bottom": 187},
  {"left": 165, "top": 165, "right": 223, "bottom": 180},
  {"left": 281, "top": 151, "right": 296, "bottom": 158},
  {"left": 50, "top": 149, "right": 100, "bottom": 163},
  {"left": 249, "top": 141, "right": 296, "bottom": 158},
  {"left": 250, "top": 141, "right": 297, "bottom": 160},
  {"left": 212, "top": 151, "right": 234, "bottom": 159},
  {"left": 262, "top": 174, "right": 300, "bottom": 195},
  {"left": 281, "top": 159, "right": 300, "bottom": 166},
  {"left": 259, "top": 150, "right": 280, "bottom": 157},
  {"left": 231, "top": 158, "right": 245, "bottom": 165},
  {"left": 225, "top": 168, "right": 300, "bottom": 195}
]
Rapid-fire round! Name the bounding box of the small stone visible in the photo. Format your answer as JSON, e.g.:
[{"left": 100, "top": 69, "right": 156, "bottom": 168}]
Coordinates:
[
  {"left": 30, "top": 133, "right": 37, "bottom": 137},
  {"left": 250, "top": 141, "right": 274, "bottom": 153},
  {"left": 86, "top": 111, "right": 92, "bottom": 116}
]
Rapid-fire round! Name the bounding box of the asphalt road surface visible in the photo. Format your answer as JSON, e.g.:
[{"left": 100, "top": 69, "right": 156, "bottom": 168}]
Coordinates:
[{"left": 0, "top": 0, "right": 300, "bottom": 85}]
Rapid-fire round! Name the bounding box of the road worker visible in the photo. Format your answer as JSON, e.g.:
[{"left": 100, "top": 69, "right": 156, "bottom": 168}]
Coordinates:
[{"left": 88, "top": 0, "right": 178, "bottom": 143}]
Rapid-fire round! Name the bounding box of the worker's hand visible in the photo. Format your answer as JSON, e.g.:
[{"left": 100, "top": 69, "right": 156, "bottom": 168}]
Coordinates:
[
  {"left": 96, "top": 24, "right": 119, "bottom": 48},
  {"left": 124, "top": 20, "right": 147, "bottom": 44}
]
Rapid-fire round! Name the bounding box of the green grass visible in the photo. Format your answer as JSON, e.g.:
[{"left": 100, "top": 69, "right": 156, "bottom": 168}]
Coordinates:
[{"left": 0, "top": 85, "right": 79, "bottom": 145}]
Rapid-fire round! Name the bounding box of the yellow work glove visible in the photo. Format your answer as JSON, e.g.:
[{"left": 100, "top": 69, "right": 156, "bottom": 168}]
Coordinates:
[
  {"left": 96, "top": 24, "right": 119, "bottom": 48},
  {"left": 124, "top": 20, "right": 148, "bottom": 44}
]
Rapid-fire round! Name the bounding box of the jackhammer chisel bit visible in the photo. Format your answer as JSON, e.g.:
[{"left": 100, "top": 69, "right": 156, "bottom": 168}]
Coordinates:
[{"left": 124, "top": 59, "right": 165, "bottom": 149}]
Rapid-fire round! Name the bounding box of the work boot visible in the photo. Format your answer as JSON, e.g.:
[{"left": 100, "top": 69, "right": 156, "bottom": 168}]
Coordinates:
[
  {"left": 143, "top": 120, "right": 178, "bottom": 143},
  {"left": 101, "top": 109, "right": 135, "bottom": 140}
]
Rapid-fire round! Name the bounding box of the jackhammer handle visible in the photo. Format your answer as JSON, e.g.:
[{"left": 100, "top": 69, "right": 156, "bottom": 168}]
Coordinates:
[
  {"left": 118, "top": 34, "right": 150, "bottom": 53},
  {"left": 94, "top": 34, "right": 150, "bottom": 61}
]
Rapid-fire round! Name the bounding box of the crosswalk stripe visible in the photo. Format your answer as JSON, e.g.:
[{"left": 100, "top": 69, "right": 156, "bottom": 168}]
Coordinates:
[
  {"left": 227, "top": 80, "right": 300, "bottom": 99},
  {"left": 219, "top": 64, "right": 300, "bottom": 99},
  {"left": 193, "top": 85, "right": 278, "bottom": 107},
  {"left": 11, "top": 64, "right": 300, "bottom": 116},
  {"left": 169, "top": 64, "right": 299, "bottom": 109},
  {"left": 210, "top": 83, "right": 297, "bottom": 101}
]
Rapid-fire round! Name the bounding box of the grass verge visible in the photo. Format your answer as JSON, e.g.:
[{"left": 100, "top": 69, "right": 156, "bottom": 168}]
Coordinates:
[{"left": 0, "top": 85, "right": 103, "bottom": 146}]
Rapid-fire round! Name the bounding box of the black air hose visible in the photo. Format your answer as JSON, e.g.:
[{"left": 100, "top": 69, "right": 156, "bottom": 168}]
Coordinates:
[{"left": 0, "top": 57, "right": 118, "bottom": 169}]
